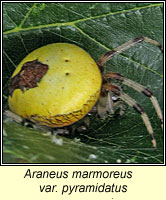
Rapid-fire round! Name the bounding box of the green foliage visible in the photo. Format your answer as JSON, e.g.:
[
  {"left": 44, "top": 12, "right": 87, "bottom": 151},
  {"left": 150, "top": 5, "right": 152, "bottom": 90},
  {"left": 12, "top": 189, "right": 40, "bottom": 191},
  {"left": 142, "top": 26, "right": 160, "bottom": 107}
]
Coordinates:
[{"left": 3, "top": 2, "right": 163, "bottom": 163}]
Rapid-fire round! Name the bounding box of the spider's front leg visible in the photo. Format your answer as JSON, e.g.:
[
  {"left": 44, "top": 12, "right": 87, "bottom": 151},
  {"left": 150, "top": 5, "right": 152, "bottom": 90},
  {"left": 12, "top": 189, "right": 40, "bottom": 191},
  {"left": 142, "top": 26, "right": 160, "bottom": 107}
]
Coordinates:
[
  {"left": 97, "top": 35, "right": 163, "bottom": 72},
  {"left": 101, "top": 82, "right": 157, "bottom": 149}
]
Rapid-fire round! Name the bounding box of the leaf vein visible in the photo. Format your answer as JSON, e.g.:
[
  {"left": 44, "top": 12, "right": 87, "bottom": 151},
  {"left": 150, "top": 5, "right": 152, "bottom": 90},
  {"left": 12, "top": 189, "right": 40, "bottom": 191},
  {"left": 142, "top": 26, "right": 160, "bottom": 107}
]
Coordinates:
[{"left": 3, "top": 3, "right": 162, "bottom": 35}]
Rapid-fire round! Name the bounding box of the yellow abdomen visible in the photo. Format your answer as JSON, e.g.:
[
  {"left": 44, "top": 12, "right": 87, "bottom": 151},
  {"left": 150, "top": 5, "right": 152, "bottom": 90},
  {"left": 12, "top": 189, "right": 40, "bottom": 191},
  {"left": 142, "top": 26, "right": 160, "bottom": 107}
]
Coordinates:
[{"left": 8, "top": 43, "right": 102, "bottom": 127}]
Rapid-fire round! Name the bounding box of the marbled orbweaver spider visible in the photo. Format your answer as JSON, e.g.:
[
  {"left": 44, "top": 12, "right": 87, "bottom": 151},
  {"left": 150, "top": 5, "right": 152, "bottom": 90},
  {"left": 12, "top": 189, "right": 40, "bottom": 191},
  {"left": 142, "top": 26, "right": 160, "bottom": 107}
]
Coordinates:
[{"left": 7, "top": 36, "right": 163, "bottom": 149}]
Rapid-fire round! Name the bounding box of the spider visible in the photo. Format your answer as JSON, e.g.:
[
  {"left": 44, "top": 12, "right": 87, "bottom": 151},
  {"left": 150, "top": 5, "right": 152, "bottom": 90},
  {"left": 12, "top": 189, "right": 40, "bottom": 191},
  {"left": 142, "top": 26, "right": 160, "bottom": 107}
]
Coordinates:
[{"left": 6, "top": 36, "right": 163, "bottom": 149}]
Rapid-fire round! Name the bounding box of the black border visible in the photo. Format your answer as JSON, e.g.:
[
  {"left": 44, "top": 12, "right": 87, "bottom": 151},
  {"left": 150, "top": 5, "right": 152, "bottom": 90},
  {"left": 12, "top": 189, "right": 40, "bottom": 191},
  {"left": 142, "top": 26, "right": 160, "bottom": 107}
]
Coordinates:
[{"left": 1, "top": 0, "right": 165, "bottom": 166}]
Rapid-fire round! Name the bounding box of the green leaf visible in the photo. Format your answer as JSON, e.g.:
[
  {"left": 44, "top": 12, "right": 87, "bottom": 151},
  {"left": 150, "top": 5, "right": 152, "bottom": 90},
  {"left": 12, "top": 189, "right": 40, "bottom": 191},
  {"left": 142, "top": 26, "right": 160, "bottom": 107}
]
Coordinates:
[{"left": 3, "top": 2, "right": 163, "bottom": 163}]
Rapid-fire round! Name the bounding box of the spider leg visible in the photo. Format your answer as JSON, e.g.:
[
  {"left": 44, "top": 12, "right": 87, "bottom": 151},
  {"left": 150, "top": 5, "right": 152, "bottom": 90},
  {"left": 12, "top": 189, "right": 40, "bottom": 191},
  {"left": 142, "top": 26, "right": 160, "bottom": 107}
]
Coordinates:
[
  {"left": 104, "top": 72, "right": 163, "bottom": 129},
  {"left": 4, "top": 110, "right": 23, "bottom": 124},
  {"left": 97, "top": 36, "right": 163, "bottom": 71},
  {"left": 102, "top": 83, "right": 157, "bottom": 148}
]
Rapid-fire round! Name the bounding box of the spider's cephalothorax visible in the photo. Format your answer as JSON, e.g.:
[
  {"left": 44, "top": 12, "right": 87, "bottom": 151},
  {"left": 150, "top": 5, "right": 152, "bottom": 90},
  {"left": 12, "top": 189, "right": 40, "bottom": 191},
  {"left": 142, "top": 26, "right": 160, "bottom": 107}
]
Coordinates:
[{"left": 96, "top": 36, "right": 163, "bottom": 149}]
